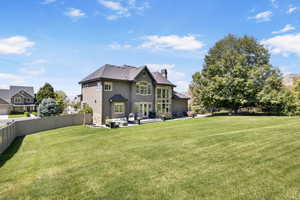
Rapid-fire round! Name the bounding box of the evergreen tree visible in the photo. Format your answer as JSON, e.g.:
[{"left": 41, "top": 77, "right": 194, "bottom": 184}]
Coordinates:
[{"left": 38, "top": 98, "right": 59, "bottom": 117}]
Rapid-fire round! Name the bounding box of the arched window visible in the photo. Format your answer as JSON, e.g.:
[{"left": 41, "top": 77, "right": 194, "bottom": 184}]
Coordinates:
[{"left": 136, "top": 81, "right": 152, "bottom": 95}]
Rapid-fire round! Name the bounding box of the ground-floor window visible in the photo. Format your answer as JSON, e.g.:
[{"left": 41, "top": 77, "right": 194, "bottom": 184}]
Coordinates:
[{"left": 113, "top": 102, "right": 125, "bottom": 114}]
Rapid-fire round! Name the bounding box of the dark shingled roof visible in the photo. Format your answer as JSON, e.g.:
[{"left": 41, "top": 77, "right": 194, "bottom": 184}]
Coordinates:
[
  {"left": 80, "top": 64, "right": 175, "bottom": 86},
  {"left": 151, "top": 72, "right": 175, "bottom": 86},
  {"left": 109, "top": 94, "right": 128, "bottom": 102},
  {"left": 0, "top": 86, "right": 34, "bottom": 104},
  {"left": 10, "top": 86, "right": 34, "bottom": 98},
  {"left": 0, "top": 89, "right": 10, "bottom": 104},
  {"left": 172, "top": 91, "right": 190, "bottom": 100}
]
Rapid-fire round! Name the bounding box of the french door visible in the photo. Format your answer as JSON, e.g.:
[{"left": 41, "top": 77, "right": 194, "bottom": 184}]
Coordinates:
[{"left": 138, "top": 103, "right": 152, "bottom": 118}]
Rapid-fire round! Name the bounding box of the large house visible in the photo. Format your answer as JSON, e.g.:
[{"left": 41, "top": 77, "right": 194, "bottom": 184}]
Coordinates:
[
  {"left": 79, "top": 64, "right": 189, "bottom": 125},
  {"left": 0, "top": 86, "right": 36, "bottom": 115}
]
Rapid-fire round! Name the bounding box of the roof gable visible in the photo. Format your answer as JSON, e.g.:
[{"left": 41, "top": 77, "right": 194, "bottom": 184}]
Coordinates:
[
  {"left": 11, "top": 90, "right": 33, "bottom": 98},
  {"left": 9, "top": 86, "right": 34, "bottom": 98},
  {"left": 133, "top": 66, "right": 157, "bottom": 83}
]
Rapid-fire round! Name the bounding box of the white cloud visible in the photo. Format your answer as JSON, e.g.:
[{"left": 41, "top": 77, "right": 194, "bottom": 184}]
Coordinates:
[
  {"left": 98, "top": 0, "right": 149, "bottom": 20},
  {"left": 140, "top": 35, "right": 204, "bottom": 51},
  {"left": 272, "top": 24, "right": 295, "bottom": 34},
  {"left": 65, "top": 8, "right": 86, "bottom": 19},
  {"left": 287, "top": 6, "right": 297, "bottom": 14},
  {"left": 42, "top": 0, "right": 56, "bottom": 4},
  {"left": 261, "top": 33, "right": 300, "bottom": 57},
  {"left": 109, "top": 42, "right": 132, "bottom": 49},
  {"left": 19, "top": 67, "right": 46, "bottom": 76},
  {"left": 0, "top": 36, "right": 35, "bottom": 55},
  {"left": 0, "top": 65, "right": 46, "bottom": 89},
  {"left": 249, "top": 11, "right": 272, "bottom": 22},
  {"left": 98, "top": 0, "right": 130, "bottom": 19},
  {"left": 0, "top": 73, "right": 23, "bottom": 81},
  {"left": 147, "top": 64, "right": 190, "bottom": 92}
]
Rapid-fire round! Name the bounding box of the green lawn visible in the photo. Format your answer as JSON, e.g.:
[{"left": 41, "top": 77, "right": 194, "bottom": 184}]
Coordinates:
[
  {"left": 1, "top": 116, "right": 300, "bottom": 200},
  {"left": 8, "top": 114, "right": 25, "bottom": 118}
]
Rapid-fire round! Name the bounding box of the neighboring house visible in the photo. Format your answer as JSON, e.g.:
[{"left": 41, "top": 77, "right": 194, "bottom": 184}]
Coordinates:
[
  {"left": 79, "top": 64, "right": 189, "bottom": 125},
  {"left": 0, "top": 86, "right": 36, "bottom": 115}
]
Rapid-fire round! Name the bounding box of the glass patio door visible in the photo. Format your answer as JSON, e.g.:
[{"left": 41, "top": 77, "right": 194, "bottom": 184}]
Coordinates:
[{"left": 138, "top": 103, "right": 152, "bottom": 118}]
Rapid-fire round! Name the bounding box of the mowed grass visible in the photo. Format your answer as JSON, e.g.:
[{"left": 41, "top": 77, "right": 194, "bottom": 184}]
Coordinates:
[
  {"left": 8, "top": 114, "right": 25, "bottom": 119},
  {"left": 1, "top": 116, "right": 300, "bottom": 200}
]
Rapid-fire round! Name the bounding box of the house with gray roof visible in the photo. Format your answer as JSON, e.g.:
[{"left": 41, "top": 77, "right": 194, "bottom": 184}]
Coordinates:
[
  {"left": 0, "top": 86, "right": 36, "bottom": 115},
  {"left": 80, "top": 64, "right": 189, "bottom": 125}
]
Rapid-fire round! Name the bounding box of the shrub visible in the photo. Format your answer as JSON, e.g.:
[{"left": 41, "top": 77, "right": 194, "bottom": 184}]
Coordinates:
[
  {"left": 24, "top": 112, "right": 30, "bottom": 117},
  {"left": 31, "top": 112, "right": 37, "bottom": 116},
  {"left": 79, "top": 104, "right": 93, "bottom": 114},
  {"left": 161, "top": 113, "right": 173, "bottom": 121},
  {"left": 38, "top": 98, "right": 59, "bottom": 117}
]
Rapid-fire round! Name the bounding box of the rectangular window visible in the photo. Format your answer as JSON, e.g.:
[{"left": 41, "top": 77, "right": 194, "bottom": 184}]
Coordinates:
[
  {"left": 136, "top": 81, "right": 152, "bottom": 95},
  {"left": 114, "top": 103, "right": 124, "bottom": 114},
  {"left": 156, "top": 87, "right": 171, "bottom": 114},
  {"left": 104, "top": 82, "right": 112, "bottom": 91}
]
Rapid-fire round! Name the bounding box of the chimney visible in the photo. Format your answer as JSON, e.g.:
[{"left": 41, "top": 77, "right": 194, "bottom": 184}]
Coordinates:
[{"left": 161, "top": 69, "right": 168, "bottom": 79}]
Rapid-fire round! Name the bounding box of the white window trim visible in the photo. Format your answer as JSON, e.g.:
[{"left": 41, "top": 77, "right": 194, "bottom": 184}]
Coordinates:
[
  {"left": 156, "top": 86, "right": 172, "bottom": 114},
  {"left": 104, "top": 82, "right": 112, "bottom": 91},
  {"left": 113, "top": 102, "right": 125, "bottom": 114},
  {"left": 136, "top": 81, "right": 152, "bottom": 96}
]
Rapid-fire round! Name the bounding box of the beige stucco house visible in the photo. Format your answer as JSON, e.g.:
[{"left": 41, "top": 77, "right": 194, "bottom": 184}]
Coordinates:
[
  {"left": 0, "top": 86, "right": 36, "bottom": 115},
  {"left": 79, "top": 64, "right": 189, "bottom": 125}
]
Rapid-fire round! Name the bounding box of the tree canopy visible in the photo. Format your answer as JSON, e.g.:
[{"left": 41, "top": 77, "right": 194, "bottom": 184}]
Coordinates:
[
  {"left": 190, "top": 34, "right": 294, "bottom": 114},
  {"left": 36, "top": 83, "right": 55, "bottom": 103},
  {"left": 55, "top": 90, "right": 68, "bottom": 114}
]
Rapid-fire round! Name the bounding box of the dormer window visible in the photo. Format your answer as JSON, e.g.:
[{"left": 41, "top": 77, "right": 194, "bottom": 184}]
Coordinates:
[
  {"left": 136, "top": 81, "right": 151, "bottom": 95},
  {"left": 104, "top": 82, "right": 112, "bottom": 91}
]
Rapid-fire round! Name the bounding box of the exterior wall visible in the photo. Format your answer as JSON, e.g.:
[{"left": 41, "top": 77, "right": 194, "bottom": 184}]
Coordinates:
[
  {"left": 102, "top": 81, "right": 131, "bottom": 122},
  {"left": 0, "top": 114, "right": 92, "bottom": 154},
  {"left": 172, "top": 99, "right": 188, "bottom": 116},
  {"left": 130, "top": 69, "right": 156, "bottom": 113},
  {"left": 82, "top": 81, "right": 102, "bottom": 125}
]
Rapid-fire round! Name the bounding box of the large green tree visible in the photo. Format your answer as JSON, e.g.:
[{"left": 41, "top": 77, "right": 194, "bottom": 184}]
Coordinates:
[
  {"left": 36, "top": 83, "right": 55, "bottom": 103},
  {"left": 190, "top": 34, "right": 284, "bottom": 113}
]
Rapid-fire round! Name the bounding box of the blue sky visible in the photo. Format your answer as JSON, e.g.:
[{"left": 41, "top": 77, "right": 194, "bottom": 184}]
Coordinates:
[{"left": 1, "top": 0, "right": 300, "bottom": 97}]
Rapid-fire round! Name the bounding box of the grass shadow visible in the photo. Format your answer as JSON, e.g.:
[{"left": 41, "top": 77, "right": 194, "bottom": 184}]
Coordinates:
[{"left": 0, "top": 136, "right": 25, "bottom": 168}]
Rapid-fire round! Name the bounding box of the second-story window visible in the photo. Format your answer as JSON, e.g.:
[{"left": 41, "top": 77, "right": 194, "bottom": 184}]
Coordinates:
[
  {"left": 104, "top": 82, "right": 112, "bottom": 91},
  {"left": 136, "top": 81, "right": 152, "bottom": 95},
  {"left": 14, "top": 97, "right": 22, "bottom": 103}
]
